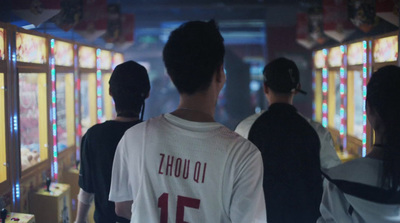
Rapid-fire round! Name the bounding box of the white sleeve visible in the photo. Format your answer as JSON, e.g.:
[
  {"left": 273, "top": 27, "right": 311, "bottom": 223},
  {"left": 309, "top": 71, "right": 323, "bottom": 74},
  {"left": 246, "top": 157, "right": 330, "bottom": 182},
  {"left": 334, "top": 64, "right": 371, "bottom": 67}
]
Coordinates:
[
  {"left": 235, "top": 113, "right": 261, "bottom": 139},
  {"left": 234, "top": 121, "right": 251, "bottom": 139},
  {"left": 317, "top": 180, "right": 352, "bottom": 223},
  {"left": 109, "top": 135, "right": 133, "bottom": 202},
  {"left": 230, "top": 144, "right": 267, "bottom": 223},
  {"left": 318, "top": 127, "right": 342, "bottom": 169}
]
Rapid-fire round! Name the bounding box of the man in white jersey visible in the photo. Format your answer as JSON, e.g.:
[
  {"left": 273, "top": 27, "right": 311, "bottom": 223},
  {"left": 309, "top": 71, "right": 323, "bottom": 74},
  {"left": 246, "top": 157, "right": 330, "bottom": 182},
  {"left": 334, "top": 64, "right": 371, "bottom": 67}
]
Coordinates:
[{"left": 109, "top": 20, "right": 266, "bottom": 223}]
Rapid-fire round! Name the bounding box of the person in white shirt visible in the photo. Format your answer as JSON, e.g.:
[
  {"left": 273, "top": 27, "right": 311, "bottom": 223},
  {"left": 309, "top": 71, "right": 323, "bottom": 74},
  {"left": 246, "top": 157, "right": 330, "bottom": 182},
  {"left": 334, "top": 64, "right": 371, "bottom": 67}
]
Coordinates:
[
  {"left": 317, "top": 65, "right": 400, "bottom": 223},
  {"left": 109, "top": 20, "right": 266, "bottom": 223}
]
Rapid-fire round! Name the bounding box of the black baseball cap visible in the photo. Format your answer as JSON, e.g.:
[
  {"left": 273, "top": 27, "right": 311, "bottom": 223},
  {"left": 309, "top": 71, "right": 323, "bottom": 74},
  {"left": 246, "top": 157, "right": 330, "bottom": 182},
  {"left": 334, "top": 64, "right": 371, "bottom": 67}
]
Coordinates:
[
  {"left": 109, "top": 60, "right": 151, "bottom": 97},
  {"left": 263, "top": 57, "right": 307, "bottom": 95}
]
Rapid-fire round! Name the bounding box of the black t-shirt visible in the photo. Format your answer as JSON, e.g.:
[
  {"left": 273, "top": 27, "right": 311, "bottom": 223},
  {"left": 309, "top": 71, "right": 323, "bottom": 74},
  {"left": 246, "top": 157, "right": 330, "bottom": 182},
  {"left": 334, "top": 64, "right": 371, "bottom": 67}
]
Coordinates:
[
  {"left": 248, "top": 103, "right": 323, "bottom": 223},
  {"left": 79, "top": 120, "right": 140, "bottom": 223}
]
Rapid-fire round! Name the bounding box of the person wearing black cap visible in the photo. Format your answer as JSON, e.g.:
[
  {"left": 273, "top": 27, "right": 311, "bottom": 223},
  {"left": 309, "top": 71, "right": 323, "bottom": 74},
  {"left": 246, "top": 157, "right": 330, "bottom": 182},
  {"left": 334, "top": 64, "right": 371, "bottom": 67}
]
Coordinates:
[
  {"left": 109, "top": 20, "right": 266, "bottom": 222},
  {"left": 235, "top": 57, "right": 323, "bottom": 223},
  {"left": 75, "top": 61, "right": 150, "bottom": 223},
  {"left": 236, "top": 58, "right": 341, "bottom": 170}
]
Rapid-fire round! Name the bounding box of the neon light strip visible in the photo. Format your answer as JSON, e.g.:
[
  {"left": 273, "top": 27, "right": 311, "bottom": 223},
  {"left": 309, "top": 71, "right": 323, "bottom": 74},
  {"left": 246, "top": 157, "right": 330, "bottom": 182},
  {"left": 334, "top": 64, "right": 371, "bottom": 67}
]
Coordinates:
[
  {"left": 361, "top": 41, "right": 368, "bottom": 157},
  {"left": 75, "top": 44, "right": 81, "bottom": 160},
  {"left": 96, "top": 49, "right": 102, "bottom": 123},
  {"left": 50, "top": 39, "right": 58, "bottom": 180},
  {"left": 9, "top": 40, "right": 20, "bottom": 204},
  {"left": 322, "top": 49, "right": 328, "bottom": 128},
  {"left": 312, "top": 52, "right": 316, "bottom": 121},
  {"left": 340, "top": 45, "right": 347, "bottom": 152}
]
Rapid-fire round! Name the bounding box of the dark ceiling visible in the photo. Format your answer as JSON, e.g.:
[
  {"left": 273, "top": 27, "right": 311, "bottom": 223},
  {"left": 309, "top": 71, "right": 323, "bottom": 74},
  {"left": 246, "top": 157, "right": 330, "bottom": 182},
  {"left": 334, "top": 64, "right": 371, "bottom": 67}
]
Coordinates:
[{"left": 0, "top": 0, "right": 312, "bottom": 56}]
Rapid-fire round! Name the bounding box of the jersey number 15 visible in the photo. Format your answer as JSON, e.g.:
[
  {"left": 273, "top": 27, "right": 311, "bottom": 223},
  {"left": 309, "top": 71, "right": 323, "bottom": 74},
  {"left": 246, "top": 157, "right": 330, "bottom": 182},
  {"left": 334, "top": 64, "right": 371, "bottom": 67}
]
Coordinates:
[{"left": 158, "top": 193, "right": 201, "bottom": 223}]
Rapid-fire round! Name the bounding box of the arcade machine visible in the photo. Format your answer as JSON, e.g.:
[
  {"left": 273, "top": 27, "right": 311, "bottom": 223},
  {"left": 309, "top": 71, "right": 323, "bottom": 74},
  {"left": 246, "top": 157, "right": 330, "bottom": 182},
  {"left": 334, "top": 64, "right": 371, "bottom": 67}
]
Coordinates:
[
  {"left": 51, "top": 39, "right": 76, "bottom": 169},
  {"left": 51, "top": 38, "right": 79, "bottom": 220},
  {"left": 14, "top": 28, "right": 52, "bottom": 212},
  {"left": 78, "top": 45, "right": 98, "bottom": 137},
  {"left": 0, "top": 23, "right": 37, "bottom": 222},
  {"left": 12, "top": 26, "right": 71, "bottom": 222},
  {"left": 372, "top": 34, "right": 398, "bottom": 71},
  {"left": 326, "top": 46, "right": 346, "bottom": 153},
  {"left": 346, "top": 41, "right": 369, "bottom": 157},
  {"left": 369, "top": 33, "right": 398, "bottom": 151},
  {"left": 99, "top": 49, "right": 114, "bottom": 121}
]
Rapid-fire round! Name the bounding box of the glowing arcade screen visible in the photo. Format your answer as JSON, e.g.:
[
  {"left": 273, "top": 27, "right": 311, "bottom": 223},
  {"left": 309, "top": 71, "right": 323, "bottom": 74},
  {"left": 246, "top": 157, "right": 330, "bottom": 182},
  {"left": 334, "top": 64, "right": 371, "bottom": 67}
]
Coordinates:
[
  {"left": 0, "top": 28, "right": 4, "bottom": 60},
  {"left": 348, "top": 70, "right": 363, "bottom": 140},
  {"left": 314, "top": 70, "right": 322, "bottom": 122},
  {"left": 56, "top": 73, "right": 75, "bottom": 152},
  {"left": 16, "top": 32, "right": 47, "bottom": 64},
  {"left": 327, "top": 47, "right": 343, "bottom": 131},
  {"left": 0, "top": 73, "right": 6, "bottom": 183},
  {"left": 19, "top": 73, "right": 48, "bottom": 171},
  {"left": 314, "top": 50, "right": 326, "bottom": 69},
  {"left": 334, "top": 71, "right": 341, "bottom": 130},
  {"left": 80, "top": 73, "right": 97, "bottom": 135},
  {"left": 328, "top": 46, "right": 343, "bottom": 67},
  {"left": 373, "top": 35, "right": 398, "bottom": 63},
  {"left": 112, "top": 53, "right": 124, "bottom": 69},
  {"left": 79, "top": 46, "right": 96, "bottom": 69},
  {"left": 100, "top": 50, "right": 112, "bottom": 70},
  {"left": 348, "top": 42, "right": 364, "bottom": 66},
  {"left": 101, "top": 73, "right": 115, "bottom": 121},
  {"left": 54, "top": 40, "right": 74, "bottom": 67}
]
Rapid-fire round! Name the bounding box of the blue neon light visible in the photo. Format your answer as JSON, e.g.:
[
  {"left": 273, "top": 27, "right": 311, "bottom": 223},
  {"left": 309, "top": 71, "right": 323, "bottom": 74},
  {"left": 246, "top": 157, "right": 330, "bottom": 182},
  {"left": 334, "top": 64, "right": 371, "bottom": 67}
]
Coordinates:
[
  {"left": 16, "top": 183, "right": 20, "bottom": 198},
  {"left": 13, "top": 115, "right": 18, "bottom": 131}
]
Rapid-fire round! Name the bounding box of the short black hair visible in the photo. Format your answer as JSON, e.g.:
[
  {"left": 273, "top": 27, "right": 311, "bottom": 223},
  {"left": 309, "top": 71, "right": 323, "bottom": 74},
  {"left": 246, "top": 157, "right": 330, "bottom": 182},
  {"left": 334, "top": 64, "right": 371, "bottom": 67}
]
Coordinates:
[
  {"left": 110, "top": 87, "right": 145, "bottom": 116},
  {"left": 162, "top": 20, "right": 225, "bottom": 95},
  {"left": 367, "top": 65, "right": 400, "bottom": 140},
  {"left": 109, "top": 61, "right": 150, "bottom": 118}
]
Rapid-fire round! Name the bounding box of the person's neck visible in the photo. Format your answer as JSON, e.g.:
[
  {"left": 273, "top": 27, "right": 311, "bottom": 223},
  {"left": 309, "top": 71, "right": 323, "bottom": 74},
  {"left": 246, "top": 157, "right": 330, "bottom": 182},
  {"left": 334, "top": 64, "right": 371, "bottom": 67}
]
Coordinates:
[
  {"left": 114, "top": 116, "right": 139, "bottom": 122},
  {"left": 366, "top": 131, "right": 388, "bottom": 159},
  {"left": 171, "top": 92, "right": 216, "bottom": 122},
  {"left": 267, "top": 96, "right": 293, "bottom": 106}
]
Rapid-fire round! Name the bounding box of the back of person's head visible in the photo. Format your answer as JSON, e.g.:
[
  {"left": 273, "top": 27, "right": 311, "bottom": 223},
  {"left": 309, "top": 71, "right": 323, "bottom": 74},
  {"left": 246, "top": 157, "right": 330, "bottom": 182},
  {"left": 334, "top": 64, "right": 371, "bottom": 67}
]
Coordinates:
[
  {"left": 367, "top": 65, "right": 400, "bottom": 146},
  {"left": 163, "top": 20, "right": 225, "bottom": 95},
  {"left": 263, "top": 57, "right": 307, "bottom": 96},
  {"left": 366, "top": 65, "right": 400, "bottom": 192},
  {"left": 109, "top": 61, "right": 150, "bottom": 120}
]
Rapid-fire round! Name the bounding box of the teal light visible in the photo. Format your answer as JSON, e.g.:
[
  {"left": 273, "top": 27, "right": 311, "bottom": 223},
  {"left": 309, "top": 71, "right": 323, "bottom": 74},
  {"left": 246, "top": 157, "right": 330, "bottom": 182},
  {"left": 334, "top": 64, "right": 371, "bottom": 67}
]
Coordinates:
[
  {"left": 322, "top": 103, "right": 328, "bottom": 113},
  {"left": 322, "top": 83, "right": 328, "bottom": 93},
  {"left": 322, "top": 117, "right": 328, "bottom": 128}
]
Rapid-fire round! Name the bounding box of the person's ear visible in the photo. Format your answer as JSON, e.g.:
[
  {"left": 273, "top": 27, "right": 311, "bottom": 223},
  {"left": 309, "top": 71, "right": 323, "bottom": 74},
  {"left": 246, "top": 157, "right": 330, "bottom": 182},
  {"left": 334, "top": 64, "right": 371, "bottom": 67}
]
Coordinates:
[
  {"left": 294, "top": 83, "right": 302, "bottom": 95},
  {"left": 216, "top": 64, "right": 225, "bottom": 83},
  {"left": 263, "top": 83, "right": 269, "bottom": 94}
]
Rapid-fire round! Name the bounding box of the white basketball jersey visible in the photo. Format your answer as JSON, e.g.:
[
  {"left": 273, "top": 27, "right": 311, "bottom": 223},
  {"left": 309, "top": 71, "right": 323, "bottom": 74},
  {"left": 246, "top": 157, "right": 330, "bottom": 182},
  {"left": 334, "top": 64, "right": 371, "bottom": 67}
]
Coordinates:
[{"left": 109, "top": 114, "right": 266, "bottom": 223}]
